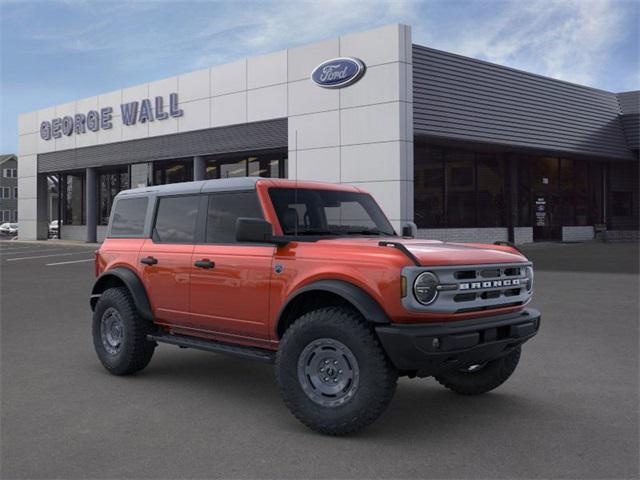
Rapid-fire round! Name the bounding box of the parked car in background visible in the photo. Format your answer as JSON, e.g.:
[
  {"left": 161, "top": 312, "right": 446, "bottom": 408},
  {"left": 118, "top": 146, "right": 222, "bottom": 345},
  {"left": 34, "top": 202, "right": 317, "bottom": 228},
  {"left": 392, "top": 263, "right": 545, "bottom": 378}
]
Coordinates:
[
  {"left": 0, "top": 223, "right": 18, "bottom": 236},
  {"left": 49, "top": 220, "right": 60, "bottom": 238}
]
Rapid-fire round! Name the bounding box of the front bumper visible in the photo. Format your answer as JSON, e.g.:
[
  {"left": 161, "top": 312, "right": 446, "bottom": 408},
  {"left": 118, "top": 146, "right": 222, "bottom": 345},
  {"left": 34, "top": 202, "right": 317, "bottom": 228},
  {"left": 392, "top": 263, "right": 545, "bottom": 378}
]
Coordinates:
[{"left": 375, "top": 308, "right": 540, "bottom": 377}]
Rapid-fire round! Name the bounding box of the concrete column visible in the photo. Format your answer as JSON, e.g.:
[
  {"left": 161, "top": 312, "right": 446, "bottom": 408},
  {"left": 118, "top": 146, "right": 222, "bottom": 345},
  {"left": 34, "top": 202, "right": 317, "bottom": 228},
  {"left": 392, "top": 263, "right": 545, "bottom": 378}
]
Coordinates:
[
  {"left": 85, "top": 167, "right": 97, "bottom": 243},
  {"left": 506, "top": 158, "right": 518, "bottom": 243},
  {"left": 194, "top": 156, "right": 206, "bottom": 181},
  {"left": 36, "top": 174, "right": 49, "bottom": 240}
]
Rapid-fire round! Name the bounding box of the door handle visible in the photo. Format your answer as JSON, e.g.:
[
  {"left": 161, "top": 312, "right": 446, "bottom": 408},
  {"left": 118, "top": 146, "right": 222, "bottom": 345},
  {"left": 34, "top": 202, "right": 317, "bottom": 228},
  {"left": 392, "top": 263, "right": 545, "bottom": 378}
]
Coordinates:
[
  {"left": 194, "top": 259, "right": 215, "bottom": 269},
  {"left": 140, "top": 256, "right": 158, "bottom": 266}
]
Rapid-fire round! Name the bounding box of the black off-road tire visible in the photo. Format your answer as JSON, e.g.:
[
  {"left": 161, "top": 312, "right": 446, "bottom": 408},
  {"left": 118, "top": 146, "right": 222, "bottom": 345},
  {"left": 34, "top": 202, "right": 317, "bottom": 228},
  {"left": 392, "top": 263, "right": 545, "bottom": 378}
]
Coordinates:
[
  {"left": 275, "top": 307, "right": 398, "bottom": 436},
  {"left": 434, "top": 347, "right": 521, "bottom": 395},
  {"left": 92, "top": 287, "right": 155, "bottom": 376}
]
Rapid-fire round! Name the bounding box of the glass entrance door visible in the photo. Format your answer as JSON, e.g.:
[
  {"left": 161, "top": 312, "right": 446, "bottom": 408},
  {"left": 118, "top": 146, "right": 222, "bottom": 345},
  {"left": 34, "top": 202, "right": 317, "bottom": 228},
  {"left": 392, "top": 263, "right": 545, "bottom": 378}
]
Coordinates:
[{"left": 532, "top": 157, "right": 561, "bottom": 241}]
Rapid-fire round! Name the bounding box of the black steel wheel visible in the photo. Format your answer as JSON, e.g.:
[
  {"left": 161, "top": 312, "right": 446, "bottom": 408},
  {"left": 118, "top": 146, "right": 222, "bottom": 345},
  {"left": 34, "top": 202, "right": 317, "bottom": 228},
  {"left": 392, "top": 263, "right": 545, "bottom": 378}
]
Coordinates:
[
  {"left": 276, "top": 307, "right": 398, "bottom": 436},
  {"left": 92, "top": 287, "right": 155, "bottom": 376}
]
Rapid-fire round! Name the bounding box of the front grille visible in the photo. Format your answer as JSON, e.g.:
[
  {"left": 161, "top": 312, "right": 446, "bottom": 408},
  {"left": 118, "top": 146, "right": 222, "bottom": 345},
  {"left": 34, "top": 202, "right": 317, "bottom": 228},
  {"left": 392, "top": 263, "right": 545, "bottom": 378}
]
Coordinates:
[{"left": 402, "top": 262, "right": 533, "bottom": 314}]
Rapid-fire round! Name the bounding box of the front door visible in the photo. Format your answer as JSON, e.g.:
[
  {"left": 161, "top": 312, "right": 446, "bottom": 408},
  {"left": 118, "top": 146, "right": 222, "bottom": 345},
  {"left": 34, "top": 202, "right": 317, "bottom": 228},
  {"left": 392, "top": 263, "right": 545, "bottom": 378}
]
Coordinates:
[
  {"left": 532, "top": 157, "right": 561, "bottom": 241},
  {"left": 138, "top": 194, "right": 201, "bottom": 325},
  {"left": 189, "top": 191, "right": 274, "bottom": 343}
]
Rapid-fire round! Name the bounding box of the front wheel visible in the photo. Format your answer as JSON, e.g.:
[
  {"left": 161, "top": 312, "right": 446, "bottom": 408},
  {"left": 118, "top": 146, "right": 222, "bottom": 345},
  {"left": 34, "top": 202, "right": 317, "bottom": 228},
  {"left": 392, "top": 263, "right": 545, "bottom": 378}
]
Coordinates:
[
  {"left": 275, "top": 307, "right": 398, "bottom": 436},
  {"left": 434, "top": 347, "right": 521, "bottom": 395}
]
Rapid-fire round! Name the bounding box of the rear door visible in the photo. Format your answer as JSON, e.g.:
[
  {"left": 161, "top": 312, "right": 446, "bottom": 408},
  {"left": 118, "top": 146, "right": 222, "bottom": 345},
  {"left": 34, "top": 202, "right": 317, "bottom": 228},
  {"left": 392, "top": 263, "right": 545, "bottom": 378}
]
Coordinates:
[
  {"left": 138, "top": 194, "right": 202, "bottom": 326},
  {"left": 190, "top": 191, "right": 274, "bottom": 342}
]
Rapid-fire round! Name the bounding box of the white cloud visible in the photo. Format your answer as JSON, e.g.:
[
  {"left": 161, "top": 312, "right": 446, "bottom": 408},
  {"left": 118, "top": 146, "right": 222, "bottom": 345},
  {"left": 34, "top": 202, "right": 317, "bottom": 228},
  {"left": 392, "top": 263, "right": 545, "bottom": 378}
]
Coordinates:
[{"left": 414, "top": 0, "right": 636, "bottom": 89}]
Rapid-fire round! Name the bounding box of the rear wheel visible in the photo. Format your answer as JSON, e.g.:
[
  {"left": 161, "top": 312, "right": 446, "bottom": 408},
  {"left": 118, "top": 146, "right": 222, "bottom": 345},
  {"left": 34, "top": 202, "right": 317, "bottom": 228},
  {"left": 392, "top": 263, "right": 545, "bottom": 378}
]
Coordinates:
[
  {"left": 434, "top": 347, "right": 521, "bottom": 395},
  {"left": 92, "top": 287, "right": 155, "bottom": 375},
  {"left": 275, "top": 307, "right": 397, "bottom": 436}
]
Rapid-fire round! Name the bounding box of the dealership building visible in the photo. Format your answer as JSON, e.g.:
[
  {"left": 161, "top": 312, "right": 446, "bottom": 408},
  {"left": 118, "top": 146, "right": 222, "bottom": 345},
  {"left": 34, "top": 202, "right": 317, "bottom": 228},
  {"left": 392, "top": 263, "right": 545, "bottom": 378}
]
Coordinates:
[{"left": 17, "top": 24, "right": 639, "bottom": 243}]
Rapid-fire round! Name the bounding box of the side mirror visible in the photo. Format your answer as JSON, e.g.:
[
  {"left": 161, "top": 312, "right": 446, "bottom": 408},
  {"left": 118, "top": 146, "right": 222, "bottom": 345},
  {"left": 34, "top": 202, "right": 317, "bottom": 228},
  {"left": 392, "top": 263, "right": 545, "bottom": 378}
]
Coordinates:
[{"left": 236, "top": 217, "right": 275, "bottom": 243}]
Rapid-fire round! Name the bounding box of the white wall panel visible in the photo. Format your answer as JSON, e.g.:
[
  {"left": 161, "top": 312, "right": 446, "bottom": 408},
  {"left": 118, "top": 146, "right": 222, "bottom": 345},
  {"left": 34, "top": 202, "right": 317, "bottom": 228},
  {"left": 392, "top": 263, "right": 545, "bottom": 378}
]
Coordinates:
[
  {"left": 149, "top": 76, "right": 178, "bottom": 99},
  {"left": 18, "top": 133, "right": 38, "bottom": 156},
  {"left": 121, "top": 118, "right": 149, "bottom": 141},
  {"left": 340, "top": 24, "right": 403, "bottom": 67},
  {"left": 248, "top": 50, "right": 287, "bottom": 89},
  {"left": 290, "top": 147, "right": 341, "bottom": 182},
  {"left": 211, "top": 59, "right": 246, "bottom": 96},
  {"left": 122, "top": 84, "right": 148, "bottom": 104},
  {"left": 178, "top": 98, "right": 210, "bottom": 132},
  {"left": 18, "top": 112, "right": 38, "bottom": 135},
  {"left": 288, "top": 110, "right": 340, "bottom": 151},
  {"left": 247, "top": 84, "right": 287, "bottom": 122},
  {"left": 288, "top": 38, "right": 340, "bottom": 82},
  {"left": 98, "top": 89, "right": 122, "bottom": 110},
  {"left": 149, "top": 113, "right": 179, "bottom": 137},
  {"left": 179, "top": 68, "right": 210, "bottom": 102},
  {"left": 211, "top": 92, "right": 247, "bottom": 127},
  {"left": 288, "top": 79, "right": 339, "bottom": 116},
  {"left": 341, "top": 142, "right": 403, "bottom": 182},
  {"left": 17, "top": 154, "right": 37, "bottom": 178},
  {"left": 340, "top": 62, "right": 401, "bottom": 109},
  {"left": 97, "top": 119, "right": 123, "bottom": 144},
  {"left": 341, "top": 102, "right": 402, "bottom": 145}
]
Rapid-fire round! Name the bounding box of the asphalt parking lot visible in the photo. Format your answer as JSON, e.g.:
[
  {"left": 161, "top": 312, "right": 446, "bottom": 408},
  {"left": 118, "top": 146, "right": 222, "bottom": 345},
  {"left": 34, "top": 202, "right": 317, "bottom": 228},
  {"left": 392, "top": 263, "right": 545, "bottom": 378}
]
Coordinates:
[{"left": 1, "top": 240, "right": 638, "bottom": 479}]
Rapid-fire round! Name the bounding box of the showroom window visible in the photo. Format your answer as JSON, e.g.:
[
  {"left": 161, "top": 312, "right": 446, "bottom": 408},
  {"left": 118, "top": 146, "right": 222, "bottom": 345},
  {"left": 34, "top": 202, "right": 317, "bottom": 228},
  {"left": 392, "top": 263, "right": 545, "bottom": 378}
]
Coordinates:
[
  {"left": 153, "top": 159, "right": 193, "bottom": 185},
  {"left": 608, "top": 162, "right": 639, "bottom": 229},
  {"left": 477, "top": 154, "right": 506, "bottom": 227},
  {"left": 414, "top": 143, "right": 505, "bottom": 229},
  {"left": 205, "top": 150, "right": 287, "bottom": 180},
  {"left": 98, "top": 167, "right": 130, "bottom": 225},
  {"left": 61, "top": 173, "right": 85, "bottom": 226}
]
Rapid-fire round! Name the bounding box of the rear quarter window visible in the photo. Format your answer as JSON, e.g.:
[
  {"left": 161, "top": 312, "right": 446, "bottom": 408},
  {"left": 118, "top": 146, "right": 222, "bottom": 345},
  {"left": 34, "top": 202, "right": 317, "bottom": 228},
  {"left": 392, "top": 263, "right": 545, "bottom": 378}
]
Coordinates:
[{"left": 109, "top": 197, "right": 148, "bottom": 237}]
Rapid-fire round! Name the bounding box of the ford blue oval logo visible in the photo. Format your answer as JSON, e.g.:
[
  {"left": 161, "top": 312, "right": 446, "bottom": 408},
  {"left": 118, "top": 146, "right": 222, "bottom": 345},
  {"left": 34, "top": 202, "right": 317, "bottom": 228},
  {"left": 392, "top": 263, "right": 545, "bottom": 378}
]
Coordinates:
[{"left": 311, "top": 57, "right": 366, "bottom": 89}]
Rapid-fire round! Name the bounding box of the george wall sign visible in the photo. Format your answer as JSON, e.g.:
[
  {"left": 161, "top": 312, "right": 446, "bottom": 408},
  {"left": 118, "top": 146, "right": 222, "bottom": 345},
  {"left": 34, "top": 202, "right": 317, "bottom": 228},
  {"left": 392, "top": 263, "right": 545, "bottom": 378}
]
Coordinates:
[
  {"left": 40, "top": 93, "right": 184, "bottom": 140},
  {"left": 311, "top": 57, "right": 366, "bottom": 89}
]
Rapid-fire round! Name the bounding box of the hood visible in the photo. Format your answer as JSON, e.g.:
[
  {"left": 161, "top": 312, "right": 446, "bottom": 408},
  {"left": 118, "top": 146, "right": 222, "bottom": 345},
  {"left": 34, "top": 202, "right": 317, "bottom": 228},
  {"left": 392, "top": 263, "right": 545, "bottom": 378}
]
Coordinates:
[
  {"left": 315, "top": 237, "right": 527, "bottom": 266},
  {"left": 398, "top": 239, "right": 526, "bottom": 266}
]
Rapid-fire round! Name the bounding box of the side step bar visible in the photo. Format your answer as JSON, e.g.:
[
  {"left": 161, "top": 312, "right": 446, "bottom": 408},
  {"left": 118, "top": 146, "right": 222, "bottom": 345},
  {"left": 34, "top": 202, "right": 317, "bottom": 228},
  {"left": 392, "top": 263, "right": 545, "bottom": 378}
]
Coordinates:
[{"left": 147, "top": 332, "right": 276, "bottom": 364}]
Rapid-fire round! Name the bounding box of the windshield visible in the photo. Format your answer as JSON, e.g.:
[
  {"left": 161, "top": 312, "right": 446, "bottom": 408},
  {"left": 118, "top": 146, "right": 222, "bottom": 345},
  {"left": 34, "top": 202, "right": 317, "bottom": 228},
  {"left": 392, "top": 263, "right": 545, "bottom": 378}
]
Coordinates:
[{"left": 269, "top": 188, "right": 395, "bottom": 237}]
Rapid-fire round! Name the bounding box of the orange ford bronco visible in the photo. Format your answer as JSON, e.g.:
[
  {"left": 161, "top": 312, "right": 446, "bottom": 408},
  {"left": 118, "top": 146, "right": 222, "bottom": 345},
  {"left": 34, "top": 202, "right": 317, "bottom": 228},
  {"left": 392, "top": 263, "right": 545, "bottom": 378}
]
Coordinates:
[{"left": 91, "top": 178, "right": 540, "bottom": 435}]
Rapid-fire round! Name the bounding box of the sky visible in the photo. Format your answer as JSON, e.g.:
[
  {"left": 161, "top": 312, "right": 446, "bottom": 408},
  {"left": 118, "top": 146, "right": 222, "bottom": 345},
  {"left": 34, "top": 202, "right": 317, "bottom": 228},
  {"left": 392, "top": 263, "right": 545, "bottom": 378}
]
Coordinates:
[{"left": 1, "top": 0, "right": 638, "bottom": 153}]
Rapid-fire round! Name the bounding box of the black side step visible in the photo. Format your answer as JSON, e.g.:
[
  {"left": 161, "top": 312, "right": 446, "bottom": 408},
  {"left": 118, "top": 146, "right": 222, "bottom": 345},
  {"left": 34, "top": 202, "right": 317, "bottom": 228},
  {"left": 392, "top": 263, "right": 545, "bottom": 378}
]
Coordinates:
[{"left": 147, "top": 332, "right": 276, "bottom": 364}]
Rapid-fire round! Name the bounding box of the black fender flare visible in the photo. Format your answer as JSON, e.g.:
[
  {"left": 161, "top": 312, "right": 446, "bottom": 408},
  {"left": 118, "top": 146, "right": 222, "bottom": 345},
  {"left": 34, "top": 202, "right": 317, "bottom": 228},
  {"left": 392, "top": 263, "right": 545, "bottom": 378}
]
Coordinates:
[
  {"left": 276, "top": 279, "right": 390, "bottom": 337},
  {"left": 90, "top": 267, "right": 153, "bottom": 321}
]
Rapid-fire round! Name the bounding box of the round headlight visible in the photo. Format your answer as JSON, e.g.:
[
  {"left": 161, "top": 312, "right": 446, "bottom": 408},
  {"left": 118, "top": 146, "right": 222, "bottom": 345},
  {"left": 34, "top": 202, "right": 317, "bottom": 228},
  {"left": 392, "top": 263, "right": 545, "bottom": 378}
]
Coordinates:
[
  {"left": 525, "top": 266, "right": 534, "bottom": 293},
  {"left": 414, "top": 271, "right": 439, "bottom": 305}
]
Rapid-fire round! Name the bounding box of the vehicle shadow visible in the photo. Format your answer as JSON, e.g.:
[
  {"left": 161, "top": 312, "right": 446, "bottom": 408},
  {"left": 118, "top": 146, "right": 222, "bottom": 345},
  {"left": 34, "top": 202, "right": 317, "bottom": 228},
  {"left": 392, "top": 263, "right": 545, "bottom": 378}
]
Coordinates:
[
  {"left": 129, "top": 348, "right": 551, "bottom": 441},
  {"left": 520, "top": 242, "right": 639, "bottom": 274}
]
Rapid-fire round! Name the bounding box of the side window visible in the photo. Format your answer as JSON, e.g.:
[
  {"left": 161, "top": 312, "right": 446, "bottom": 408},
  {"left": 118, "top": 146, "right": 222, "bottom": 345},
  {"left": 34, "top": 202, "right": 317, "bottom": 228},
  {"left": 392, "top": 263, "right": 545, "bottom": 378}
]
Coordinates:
[
  {"left": 154, "top": 195, "right": 200, "bottom": 244},
  {"left": 110, "top": 197, "right": 148, "bottom": 237},
  {"left": 206, "top": 191, "right": 263, "bottom": 244}
]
